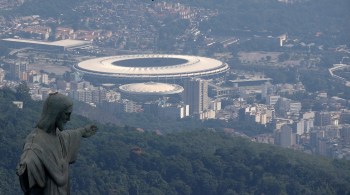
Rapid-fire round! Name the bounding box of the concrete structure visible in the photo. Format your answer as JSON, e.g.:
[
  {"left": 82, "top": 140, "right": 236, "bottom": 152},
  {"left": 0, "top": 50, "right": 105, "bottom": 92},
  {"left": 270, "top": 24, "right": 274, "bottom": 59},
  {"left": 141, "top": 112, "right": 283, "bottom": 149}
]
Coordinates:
[
  {"left": 10, "top": 62, "right": 27, "bottom": 80},
  {"left": 12, "top": 101, "right": 24, "bottom": 109},
  {"left": 41, "top": 74, "right": 49, "bottom": 85},
  {"left": 304, "top": 119, "right": 314, "bottom": 134},
  {"left": 340, "top": 110, "right": 350, "bottom": 124},
  {"left": 278, "top": 34, "right": 287, "bottom": 47},
  {"left": 70, "top": 87, "right": 106, "bottom": 105},
  {"left": 279, "top": 124, "right": 296, "bottom": 148},
  {"left": 183, "top": 78, "right": 208, "bottom": 114},
  {"left": 209, "top": 100, "right": 221, "bottom": 111},
  {"left": 239, "top": 104, "right": 274, "bottom": 125},
  {"left": 302, "top": 111, "right": 315, "bottom": 133},
  {"left": 310, "top": 130, "right": 325, "bottom": 149},
  {"left": 74, "top": 54, "right": 229, "bottom": 83},
  {"left": 70, "top": 81, "right": 92, "bottom": 91},
  {"left": 328, "top": 64, "right": 350, "bottom": 86},
  {"left": 340, "top": 126, "right": 350, "bottom": 144},
  {"left": 294, "top": 120, "right": 304, "bottom": 135},
  {"left": 289, "top": 101, "right": 302, "bottom": 116},
  {"left": 274, "top": 97, "right": 301, "bottom": 118},
  {"left": 315, "top": 112, "right": 332, "bottom": 126},
  {"left": 266, "top": 95, "right": 280, "bottom": 106},
  {"left": 229, "top": 78, "right": 272, "bottom": 87},
  {"left": 123, "top": 99, "right": 142, "bottom": 113},
  {"left": 105, "top": 91, "right": 121, "bottom": 102},
  {"left": 159, "top": 104, "right": 189, "bottom": 119},
  {"left": 197, "top": 110, "right": 216, "bottom": 120},
  {"left": 208, "top": 83, "right": 238, "bottom": 97},
  {"left": 0, "top": 68, "right": 5, "bottom": 83},
  {"left": 1, "top": 38, "right": 92, "bottom": 51},
  {"left": 119, "top": 82, "right": 184, "bottom": 102}
]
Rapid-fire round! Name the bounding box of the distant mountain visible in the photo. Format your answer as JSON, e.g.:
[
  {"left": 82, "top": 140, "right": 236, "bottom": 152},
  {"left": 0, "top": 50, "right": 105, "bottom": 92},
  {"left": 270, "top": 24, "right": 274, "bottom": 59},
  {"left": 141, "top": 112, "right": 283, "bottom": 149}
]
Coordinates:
[{"left": 1, "top": 88, "right": 350, "bottom": 194}]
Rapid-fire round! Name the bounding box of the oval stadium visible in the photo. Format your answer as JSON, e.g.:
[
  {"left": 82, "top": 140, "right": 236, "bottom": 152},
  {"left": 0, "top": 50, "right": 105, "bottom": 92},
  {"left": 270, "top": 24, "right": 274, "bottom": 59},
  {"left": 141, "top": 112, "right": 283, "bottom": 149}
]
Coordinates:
[{"left": 73, "top": 54, "right": 229, "bottom": 83}]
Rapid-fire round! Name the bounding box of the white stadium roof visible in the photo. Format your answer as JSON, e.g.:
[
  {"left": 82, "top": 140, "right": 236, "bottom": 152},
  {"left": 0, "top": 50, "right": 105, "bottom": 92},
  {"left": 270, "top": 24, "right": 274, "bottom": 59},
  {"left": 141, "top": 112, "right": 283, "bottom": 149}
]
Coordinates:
[
  {"left": 74, "top": 54, "right": 229, "bottom": 81},
  {"left": 2, "top": 38, "right": 91, "bottom": 48},
  {"left": 119, "top": 82, "right": 184, "bottom": 95}
]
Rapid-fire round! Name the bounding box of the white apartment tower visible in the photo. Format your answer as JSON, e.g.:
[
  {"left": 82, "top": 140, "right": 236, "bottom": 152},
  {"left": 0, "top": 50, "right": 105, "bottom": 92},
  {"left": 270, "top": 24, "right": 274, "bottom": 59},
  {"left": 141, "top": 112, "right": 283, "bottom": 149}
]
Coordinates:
[
  {"left": 183, "top": 78, "right": 208, "bottom": 114},
  {"left": 0, "top": 68, "right": 5, "bottom": 83}
]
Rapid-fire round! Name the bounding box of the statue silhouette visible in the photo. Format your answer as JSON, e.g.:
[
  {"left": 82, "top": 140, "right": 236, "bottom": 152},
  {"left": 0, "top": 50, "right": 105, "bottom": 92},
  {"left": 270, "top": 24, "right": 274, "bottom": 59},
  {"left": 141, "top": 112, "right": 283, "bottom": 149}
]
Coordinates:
[{"left": 17, "top": 92, "right": 97, "bottom": 194}]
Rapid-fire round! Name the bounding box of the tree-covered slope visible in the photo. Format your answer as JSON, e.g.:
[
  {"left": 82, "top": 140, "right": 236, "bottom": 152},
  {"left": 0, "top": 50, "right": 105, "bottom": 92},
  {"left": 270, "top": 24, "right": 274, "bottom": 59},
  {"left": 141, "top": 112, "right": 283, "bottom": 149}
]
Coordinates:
[
  {"left": 1, "top": 88, "right": 350, "bottom": 194},
  {"left": 14, "top": 0, "right": 85, "bottom": 17},
  {"left": 73, "top": 129, "right": 350, "bottom": 195},
  {"left": 182, "top": 0, "right": 350, "bottom": 44},
  {"left": 9, "top": 0, "right": 350, "bottom": 42}
]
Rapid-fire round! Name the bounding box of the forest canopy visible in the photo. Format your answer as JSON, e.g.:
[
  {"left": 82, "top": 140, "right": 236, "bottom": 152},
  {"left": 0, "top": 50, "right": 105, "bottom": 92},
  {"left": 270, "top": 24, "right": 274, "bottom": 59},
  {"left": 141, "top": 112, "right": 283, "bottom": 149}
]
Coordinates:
[{"left": 1, "top": 88, "right": 350, "bottom": 194}]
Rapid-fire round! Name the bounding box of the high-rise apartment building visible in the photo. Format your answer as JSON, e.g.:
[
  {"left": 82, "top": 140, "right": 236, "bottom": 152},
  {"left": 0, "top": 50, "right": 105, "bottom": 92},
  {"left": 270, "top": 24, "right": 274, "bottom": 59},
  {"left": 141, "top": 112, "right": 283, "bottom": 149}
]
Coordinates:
[
  {"left": 0, "top": 68, "right": 5, "bottom": 83},
  {"left": 315, "top": 112, "right": 332, "bottom": 126},
  {"left": 266, "top": 95, "right": 280, "bottom": 106},
  {"left": 10, "top": 62, "right": 27, "bottom": 80},
  {"left": 340, "top": 126, "right": 350, "bottom": 144},
  {"left": 41, "top": 73, "right": 49, "bottom": 85},
  {"left": 183, "top": 78, "right": 208, "bottom": 114},
  {"left": 280, "top": 124, "right": 296, "bottom": 148}
]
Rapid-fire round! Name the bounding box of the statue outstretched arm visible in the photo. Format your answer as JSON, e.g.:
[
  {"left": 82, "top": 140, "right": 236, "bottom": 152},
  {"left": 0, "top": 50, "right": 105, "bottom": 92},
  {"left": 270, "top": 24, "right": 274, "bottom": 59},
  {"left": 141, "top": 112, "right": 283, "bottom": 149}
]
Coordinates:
[{"left": 79, "top": 124, "right": 98, "bottom": 138}]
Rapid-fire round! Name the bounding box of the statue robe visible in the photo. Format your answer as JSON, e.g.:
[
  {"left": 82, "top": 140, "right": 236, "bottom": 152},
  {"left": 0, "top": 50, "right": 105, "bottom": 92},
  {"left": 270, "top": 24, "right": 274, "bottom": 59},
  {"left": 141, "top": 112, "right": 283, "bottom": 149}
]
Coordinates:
[{"left": 17, "top": 128, "right": 82, "bottom": 195}]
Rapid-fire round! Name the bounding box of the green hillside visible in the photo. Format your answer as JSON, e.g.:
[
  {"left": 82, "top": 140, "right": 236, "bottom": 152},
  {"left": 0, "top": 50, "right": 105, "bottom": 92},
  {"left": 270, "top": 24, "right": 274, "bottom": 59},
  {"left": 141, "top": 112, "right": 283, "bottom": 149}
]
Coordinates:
[
  {"left": 14, "top": 0, "right": 84, "bottom": 17},
  {"left": 1, "top": 88, "right": 350, "bottom": 194},
  {"left": 179, "top": 0, "right": 350, "bottom": 45},
  {"left": 8, "top": 0, "right": 350, "bottom": 43}
]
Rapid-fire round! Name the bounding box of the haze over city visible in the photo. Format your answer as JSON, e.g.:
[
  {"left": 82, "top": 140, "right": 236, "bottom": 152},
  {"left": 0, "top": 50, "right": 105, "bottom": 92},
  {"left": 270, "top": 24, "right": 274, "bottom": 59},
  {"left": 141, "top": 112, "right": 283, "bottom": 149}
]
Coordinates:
[{"left": 0, "top": 0, "right": 350, "bottom": 194}]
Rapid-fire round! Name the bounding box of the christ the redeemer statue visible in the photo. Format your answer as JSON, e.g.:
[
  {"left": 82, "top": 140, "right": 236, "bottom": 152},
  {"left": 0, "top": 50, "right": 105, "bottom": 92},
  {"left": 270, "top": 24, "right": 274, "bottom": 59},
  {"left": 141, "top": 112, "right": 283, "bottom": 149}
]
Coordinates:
[{"left": 17, "top": 92, "right": 98, "bottom": 195}]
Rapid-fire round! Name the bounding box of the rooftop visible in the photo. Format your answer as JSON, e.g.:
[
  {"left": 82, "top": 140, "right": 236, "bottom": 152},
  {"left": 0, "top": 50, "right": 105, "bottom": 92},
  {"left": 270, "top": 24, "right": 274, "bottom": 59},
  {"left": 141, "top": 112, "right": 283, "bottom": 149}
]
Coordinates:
[
  {"left": 74, "top": 54, "right": 229, "bottom": 79},
  {"left": 2, "top": 38, "right": 91, "bottom": 47},
  {"left": 119, "top": 82, "right": 184, "bottom": 95}
]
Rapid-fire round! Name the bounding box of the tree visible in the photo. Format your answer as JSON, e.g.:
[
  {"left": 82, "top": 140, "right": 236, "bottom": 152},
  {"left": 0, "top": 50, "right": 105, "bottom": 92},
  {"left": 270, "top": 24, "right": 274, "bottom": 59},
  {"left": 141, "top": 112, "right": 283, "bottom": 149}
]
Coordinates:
[
  {"left": 278, "top": 53, "right": 290, "bottom": 62},
  {"left": 15, "top": 81, "right": 31, "bottom": 103}
]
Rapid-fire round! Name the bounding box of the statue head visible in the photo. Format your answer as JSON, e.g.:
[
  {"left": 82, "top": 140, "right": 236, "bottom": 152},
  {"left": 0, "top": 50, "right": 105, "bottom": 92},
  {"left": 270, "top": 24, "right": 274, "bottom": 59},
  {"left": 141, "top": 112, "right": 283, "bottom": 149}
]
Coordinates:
[{"left": 36, "top": 92, "right": 73, "bottom": 133}]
